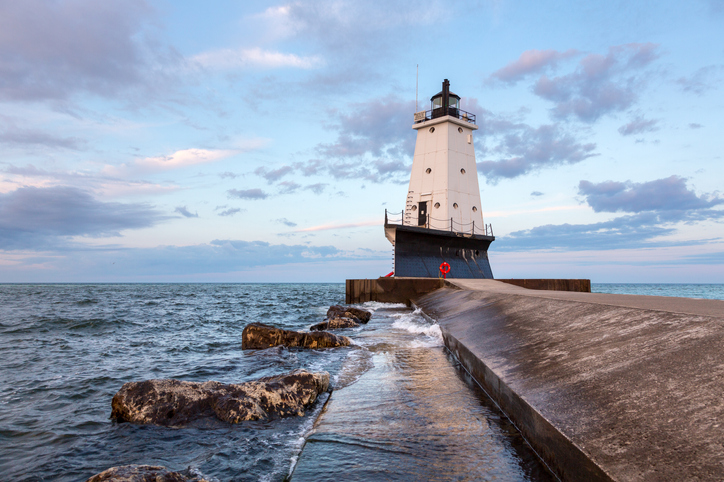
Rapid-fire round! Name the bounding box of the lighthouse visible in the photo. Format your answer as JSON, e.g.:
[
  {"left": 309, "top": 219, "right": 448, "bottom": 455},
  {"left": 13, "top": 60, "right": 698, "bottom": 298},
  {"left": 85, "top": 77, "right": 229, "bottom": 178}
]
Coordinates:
[{"left": 384, "top": 79, "right": 494, "bottom": 278}]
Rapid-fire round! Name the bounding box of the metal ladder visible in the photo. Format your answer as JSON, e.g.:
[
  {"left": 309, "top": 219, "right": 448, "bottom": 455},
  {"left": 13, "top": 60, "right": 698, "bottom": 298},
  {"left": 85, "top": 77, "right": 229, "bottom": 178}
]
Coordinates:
[{"left": 404, "top": 191, "right": 414, "bottom": 225}]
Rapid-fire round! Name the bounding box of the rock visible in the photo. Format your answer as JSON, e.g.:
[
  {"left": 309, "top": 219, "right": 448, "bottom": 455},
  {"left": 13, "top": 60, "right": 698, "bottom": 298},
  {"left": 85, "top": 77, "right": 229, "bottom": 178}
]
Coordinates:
[
  {"left": 310, "top": 317, "right": 359, "bottom": 331},
  {"left": 85, "top": 464, "right": 207, "bottom": 482},
  {"left": 326, "top": 305, "right": 371, "bottom": 324},
  {"left": 111, "top": 369, "right": 329, "bottom": 426},
  {"left": 241, "top": 322, "right": 351, "bottom": 349}
]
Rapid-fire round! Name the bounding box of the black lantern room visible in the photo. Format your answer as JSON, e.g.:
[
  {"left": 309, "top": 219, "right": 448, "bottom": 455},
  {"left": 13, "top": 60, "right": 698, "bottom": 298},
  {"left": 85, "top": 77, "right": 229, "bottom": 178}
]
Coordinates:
[{"left": 430, "top": 79, "right": 460, "bottom": 119}]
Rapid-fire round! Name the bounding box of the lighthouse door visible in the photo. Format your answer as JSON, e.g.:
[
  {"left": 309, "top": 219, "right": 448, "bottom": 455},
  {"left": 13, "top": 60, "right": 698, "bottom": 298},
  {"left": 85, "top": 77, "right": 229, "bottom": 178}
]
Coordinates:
[{"left": 418, "top": 201, "right": 428, "bottom": 227}]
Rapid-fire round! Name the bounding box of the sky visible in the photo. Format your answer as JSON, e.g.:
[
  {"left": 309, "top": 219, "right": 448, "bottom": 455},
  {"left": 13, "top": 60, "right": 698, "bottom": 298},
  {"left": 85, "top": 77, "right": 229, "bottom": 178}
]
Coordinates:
[{"left": 0, "top": 0, "right": 723, "bottom": 283}]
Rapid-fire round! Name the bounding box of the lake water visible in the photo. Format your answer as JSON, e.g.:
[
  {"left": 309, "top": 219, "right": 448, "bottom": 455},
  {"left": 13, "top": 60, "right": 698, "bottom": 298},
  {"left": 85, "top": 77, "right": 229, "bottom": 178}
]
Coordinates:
[
  {"left": 592, "top": 283, "right": 724, "bottom": 300},
  {"left": 2, "top": 283, "right": 719, "bottom": 480},
  {"left": 0, "top": 284, "right": 555, "bottom": 481}
]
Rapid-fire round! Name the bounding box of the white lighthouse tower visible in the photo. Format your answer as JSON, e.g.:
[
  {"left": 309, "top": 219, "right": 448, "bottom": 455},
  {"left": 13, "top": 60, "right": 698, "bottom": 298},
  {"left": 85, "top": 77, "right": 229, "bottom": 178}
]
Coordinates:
[
  {"left": 384, "top": 79, "right": 494, "bottom": 278},
  {"left": 405, "top": 79, "right": 484, "bottom": 232}
]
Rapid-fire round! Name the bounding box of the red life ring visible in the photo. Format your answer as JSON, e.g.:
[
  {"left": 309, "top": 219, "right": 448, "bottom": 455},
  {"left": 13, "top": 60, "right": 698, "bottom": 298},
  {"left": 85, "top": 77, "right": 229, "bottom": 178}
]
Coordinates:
[{"left": 439, "top": 262, "right": 451, "bottom": 278}]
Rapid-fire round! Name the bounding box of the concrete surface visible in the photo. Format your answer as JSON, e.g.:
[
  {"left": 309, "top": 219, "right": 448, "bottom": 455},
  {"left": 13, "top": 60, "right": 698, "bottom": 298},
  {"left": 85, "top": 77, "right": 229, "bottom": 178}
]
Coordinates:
[
  {"left": 346, "top": 278, "right": 444, "bottom": 305},
  {"left": 415, "top": 280, "right": 724, "bottom": 481},
  {"left": 496, "top": 278, "right": 591, "bottom": 293}
]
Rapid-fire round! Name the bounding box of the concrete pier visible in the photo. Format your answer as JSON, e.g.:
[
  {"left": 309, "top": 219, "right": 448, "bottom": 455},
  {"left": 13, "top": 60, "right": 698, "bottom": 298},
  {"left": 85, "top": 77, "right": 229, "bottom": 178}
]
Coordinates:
[
  {"left": 345, "top": 278, "right": 443, "bottom": 305},
  {"left": 414, "top": 280, "right": 724, "bottom": 481},
  {"left": 345, "top": 277, "right": 590, "bottom": 305}
]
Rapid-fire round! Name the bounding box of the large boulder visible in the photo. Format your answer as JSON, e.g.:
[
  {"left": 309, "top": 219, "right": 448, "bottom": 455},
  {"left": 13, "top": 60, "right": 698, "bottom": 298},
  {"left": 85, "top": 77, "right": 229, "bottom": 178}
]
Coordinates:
[
  {"left": 241, "top": 322, "right": 351, "bottom": 349},
  {"left": 111, "top": 370, "right": 329, "bottom": 426},
  {"left": 326, "top": 305, "right": 371, "bottom": 324},
  {"left": 310, "top": 317, "right": 359, "bottom": 331},
  {"left": 85, "top": 465, "right": 207, "bottom": 482}
]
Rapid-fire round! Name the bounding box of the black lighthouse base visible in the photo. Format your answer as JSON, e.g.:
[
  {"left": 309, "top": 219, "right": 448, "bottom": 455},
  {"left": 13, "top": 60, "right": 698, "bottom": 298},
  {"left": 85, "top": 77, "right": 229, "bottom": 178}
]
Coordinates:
[{"left": 387, "top": 224, "right": 494, "bottom": 279}]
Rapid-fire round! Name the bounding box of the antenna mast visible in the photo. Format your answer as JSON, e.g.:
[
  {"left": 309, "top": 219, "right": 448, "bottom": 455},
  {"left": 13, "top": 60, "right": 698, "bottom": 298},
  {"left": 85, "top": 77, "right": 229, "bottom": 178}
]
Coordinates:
[{"left": 415, "top": 64, "right": 418, "bottom": 112}]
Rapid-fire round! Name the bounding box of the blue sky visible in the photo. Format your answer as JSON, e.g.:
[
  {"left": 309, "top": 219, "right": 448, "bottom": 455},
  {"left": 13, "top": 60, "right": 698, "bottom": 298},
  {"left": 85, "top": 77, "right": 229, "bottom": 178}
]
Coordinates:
[{"left": 1, "top": 0, "right": 722, "bottom": 282}]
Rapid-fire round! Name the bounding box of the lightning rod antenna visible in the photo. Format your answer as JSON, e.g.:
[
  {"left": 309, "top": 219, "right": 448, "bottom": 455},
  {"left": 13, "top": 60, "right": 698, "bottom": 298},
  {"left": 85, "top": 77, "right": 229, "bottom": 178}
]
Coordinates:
[{"left": 415, "top": 64, "right": 419, "bottom": 112}]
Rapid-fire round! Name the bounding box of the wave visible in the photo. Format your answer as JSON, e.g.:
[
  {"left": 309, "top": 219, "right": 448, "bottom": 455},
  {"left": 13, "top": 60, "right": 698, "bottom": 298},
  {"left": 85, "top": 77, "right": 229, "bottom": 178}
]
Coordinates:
[
  {"left": 390, "top": 308, "right": 443, "bottom": 347},
  {"left": 356, "top": 301, "right": 408, "bottom": 312}
]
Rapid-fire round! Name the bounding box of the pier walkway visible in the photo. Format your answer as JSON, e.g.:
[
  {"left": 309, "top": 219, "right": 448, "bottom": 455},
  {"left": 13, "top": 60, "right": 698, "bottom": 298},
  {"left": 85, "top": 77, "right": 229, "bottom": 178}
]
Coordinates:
[{"left": 415, "top": 280, "right": 724, "bottom": 481}]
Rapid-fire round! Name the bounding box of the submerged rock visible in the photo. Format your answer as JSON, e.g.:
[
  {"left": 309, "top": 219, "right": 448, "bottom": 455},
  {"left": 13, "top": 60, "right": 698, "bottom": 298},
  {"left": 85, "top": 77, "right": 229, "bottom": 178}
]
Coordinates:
[
  {"left": 241, "top": 322, "right": 351, "bottom": 349},
  {"left": 111, "top": 370, "right": 329, "bottom": 426},
  {"left": 85, "top": 464, "right": 207, "bottom": 482},
  {"left": 310, "top": 317, "right": 359, "bottom": 331},
  {"left": 326, "top": 305, "right": 371, "bottom": 324}
]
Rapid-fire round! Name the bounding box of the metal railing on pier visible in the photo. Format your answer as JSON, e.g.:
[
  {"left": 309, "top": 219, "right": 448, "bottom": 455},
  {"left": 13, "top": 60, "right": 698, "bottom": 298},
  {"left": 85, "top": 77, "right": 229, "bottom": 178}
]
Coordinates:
[{"left": 385, "top": 209, "right": 493, "bottom": 237}]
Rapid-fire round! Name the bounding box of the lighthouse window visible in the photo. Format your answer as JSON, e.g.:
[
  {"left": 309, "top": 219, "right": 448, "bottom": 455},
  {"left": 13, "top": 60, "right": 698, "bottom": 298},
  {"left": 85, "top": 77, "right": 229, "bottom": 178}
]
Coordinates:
[
  {"left": 458, "top": 127, "right": 463, "bottom": 133},
  {"left": 472, "top": 206, "right": 478, "bottom": 212},
  {"left": 429, "top": 127, "right": 435, "bottom": 133},
  {"left": 460, "top": 168, "right": 466, "bottom": 174},
  {"left": 453, "top": 203, "right": 458, "bottom": 209},
  {"left": 425, "top": 168, "right": 432, "bottom": 174},
  {"left": 434, "top": 202, "right": 440, "bottom": 208},
  {"left": 411, "top": 205, "right": 417, "bottom": 211}
]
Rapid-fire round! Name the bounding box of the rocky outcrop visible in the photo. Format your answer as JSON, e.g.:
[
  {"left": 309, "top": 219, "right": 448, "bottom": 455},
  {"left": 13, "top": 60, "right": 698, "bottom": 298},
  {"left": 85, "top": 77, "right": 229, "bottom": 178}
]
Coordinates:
[
  {"left": 85, "top": 465, "right": 208, "bottom": 482},
  {"left": 111, "top": 370, "right": 329, "bottom": 426},
  {"left": 241, "top": 322, "right": 351, "bottom": 349},
  {"left": 310, "top": 317, "right": 359, "bottom": 331},
  {"left": 326, "top": 305, "right": 371, "bottom": 324}
]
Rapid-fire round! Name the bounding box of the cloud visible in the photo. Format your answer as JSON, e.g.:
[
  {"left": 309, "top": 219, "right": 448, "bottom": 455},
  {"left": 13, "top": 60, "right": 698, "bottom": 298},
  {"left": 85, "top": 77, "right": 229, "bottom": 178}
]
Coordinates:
[
  {"left": 174, "top": 206, "right": 198, "bottom": 218},
  {"left": 219, "top": 172, "right": 239, "bottom": 179},
  {"left": 255, "top": 165, "right": 294, "bottom": 183},
  {"left": 227, "top": 188, "right": 268, "bottom": 200},
  {"left": 294, "top": 220, "right": 380, "bottom": 232},
  {"left": 0, "top": 186, "right": 166, "bottom": 249},
  {"left": 0, "top": 163, "right": 180, "bottom": 198},
  {"left": 262, "top": 0, "right": 448, "bottom": 53},
  {"left": 276, "top": 218, "right": 297, "bottom": 227},
  {"left": 578, "top": 176, "right": 724, "bottom": 214},
  {"left": 689, "top": 123, "right": 703, "bottom": 129},
  {"left": 281, "top": 96, "right": 416, "bottom": 183},
  {"left": 531, "top": 43, "right": 660, "bottom": 122},
  {"left": 500, "top": 213, "right": 680, "bottom": 251},
  {"left": 278, "top": 181, "right": 301, "bottom": 194},
  {"left": 192, "top": 47, "right": 323, "bottom": 70},
  {"left": 304, "top": 183, "right": 327, "bottom": 194},
  {"left": 317, "top": 97, "right": 416, "bottom": 160},
  {"left": 531, "top": 191, "right": 544, "bottom": 197},
  {"left": 489, "top": 49, "right": 579, "bottom": 84},
  {"left": 217, "top": 208, "right": 242, "bottom": 217},
  {"left": 131, "top": 148, "right": 239, "bottom": 172},
  {"left": 0, "top": 0, "right": 178, "bottom": 102},
  {"left": 105, "top": 142, "right": 266, "bottom": 177},
  {"left": 0, "top": 238, "right": 350, "bottom": 280},
  {"left": 618, "top": 116, "right": 659, "bottom": 136},
  {"left": 476, "top": 118, "right": 597, "bottom": 182},
  {"left": 497, "top": 176, "right": 724, "bottom": 252},
  {"left": 677, "top": 66, "right": 719, "bottom": 95},
  {"left": 0, "top": 116, "right": 84, "bottom": 149}
]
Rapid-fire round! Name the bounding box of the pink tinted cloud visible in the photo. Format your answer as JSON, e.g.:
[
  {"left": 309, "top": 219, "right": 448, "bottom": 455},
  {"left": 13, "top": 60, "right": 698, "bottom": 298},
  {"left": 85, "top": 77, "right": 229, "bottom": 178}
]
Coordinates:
[
  {"left": 489, "top": 49, "right": 579, "bottom": 84},
  {"left": 532, "top": 43, "right": 660, "bottom": 122}
]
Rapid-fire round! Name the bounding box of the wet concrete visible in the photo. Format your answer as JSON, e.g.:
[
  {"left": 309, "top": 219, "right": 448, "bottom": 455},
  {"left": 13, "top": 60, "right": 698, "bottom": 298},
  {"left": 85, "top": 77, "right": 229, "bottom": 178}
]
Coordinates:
[
  {"left": 291, "top": 305, "right": 555, "bottom": 481},
  {"left": 415, "top": 280, "right": 724, "bottom": 481}
]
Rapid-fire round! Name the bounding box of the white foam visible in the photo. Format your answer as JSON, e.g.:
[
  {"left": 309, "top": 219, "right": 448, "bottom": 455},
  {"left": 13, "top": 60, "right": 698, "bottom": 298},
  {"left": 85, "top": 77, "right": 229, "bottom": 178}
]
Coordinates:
[
  {"left": 390, "top": 308, "right": 444, "bottom": 346},
  {"left": 355, "top": 301, "right": 407, "bottom": 312}
]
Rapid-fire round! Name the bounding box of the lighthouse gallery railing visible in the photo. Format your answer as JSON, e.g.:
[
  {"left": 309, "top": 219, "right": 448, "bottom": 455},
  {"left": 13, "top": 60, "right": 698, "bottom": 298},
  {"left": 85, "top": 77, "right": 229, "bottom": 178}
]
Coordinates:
[{"left": 385, "top": 209, "right": 493, "bottom": 237}]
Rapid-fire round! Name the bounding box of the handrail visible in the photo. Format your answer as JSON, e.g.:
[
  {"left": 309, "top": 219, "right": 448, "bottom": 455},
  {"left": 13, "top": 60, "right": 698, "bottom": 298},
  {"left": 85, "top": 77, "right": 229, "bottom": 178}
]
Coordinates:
[
  {"left": 414, "top": 107, "right": 476, "bottom": 125},
  {"left": 385, "top": 209, "right": 493, "bottom": 237}
]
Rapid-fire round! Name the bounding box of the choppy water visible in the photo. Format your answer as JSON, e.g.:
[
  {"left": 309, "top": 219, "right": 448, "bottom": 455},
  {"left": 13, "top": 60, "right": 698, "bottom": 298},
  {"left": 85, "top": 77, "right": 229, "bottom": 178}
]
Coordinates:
[
  {"left": 0, "top": 284, "right": 553, "bottom": 481},
  {"left": 592, "top": 283, "right": 724, "bottom": 300}
]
